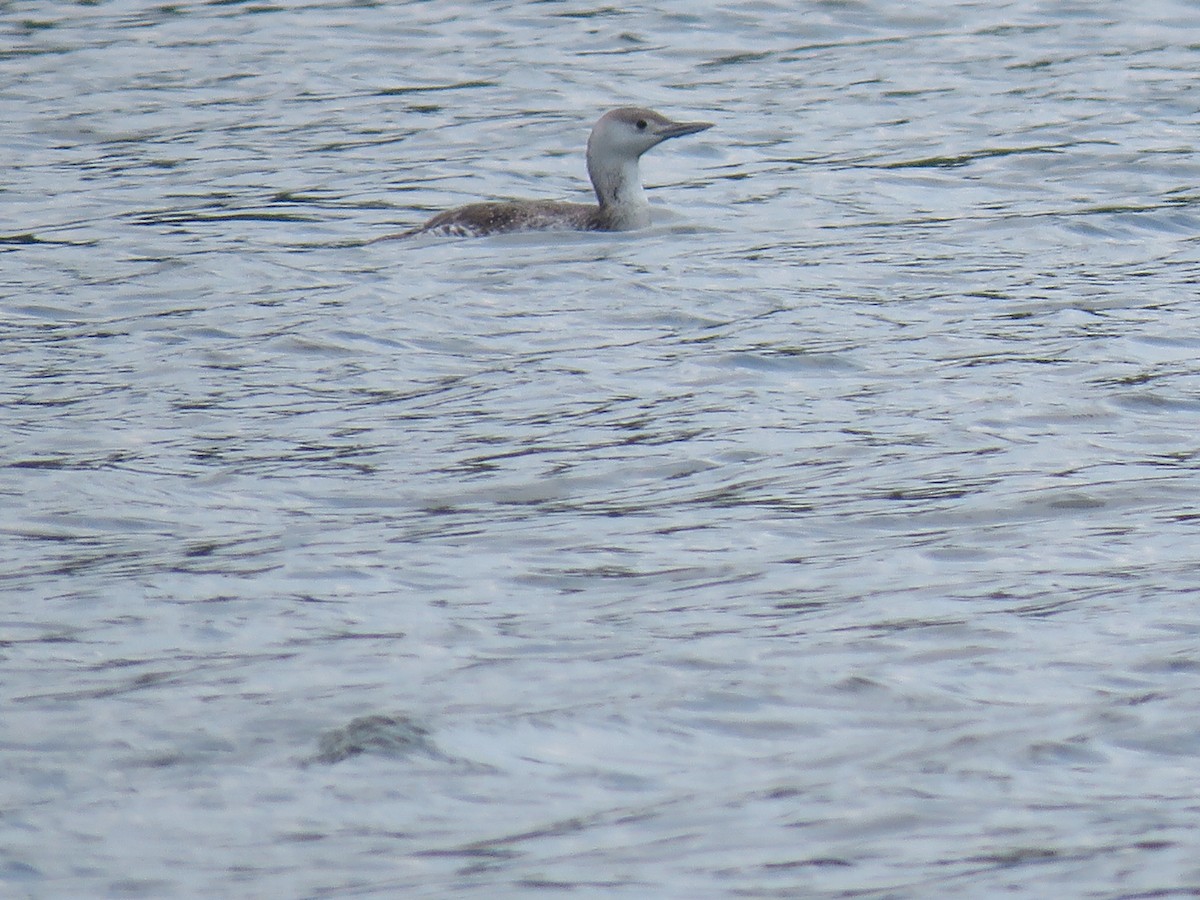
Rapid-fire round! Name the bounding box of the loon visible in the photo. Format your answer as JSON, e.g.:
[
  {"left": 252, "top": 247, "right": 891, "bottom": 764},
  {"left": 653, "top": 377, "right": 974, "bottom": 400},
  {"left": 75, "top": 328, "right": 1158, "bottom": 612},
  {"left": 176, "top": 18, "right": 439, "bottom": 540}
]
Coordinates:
[{"left": 400, "top": 107, "right": 712, "bottom": 238}]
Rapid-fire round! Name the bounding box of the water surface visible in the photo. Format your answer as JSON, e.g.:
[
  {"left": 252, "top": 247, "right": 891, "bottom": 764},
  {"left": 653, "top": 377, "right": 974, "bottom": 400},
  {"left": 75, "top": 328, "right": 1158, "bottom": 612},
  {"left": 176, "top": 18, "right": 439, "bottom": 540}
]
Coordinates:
[{"left": 3, "top": 1, "right": 1200, "bottom": 896}]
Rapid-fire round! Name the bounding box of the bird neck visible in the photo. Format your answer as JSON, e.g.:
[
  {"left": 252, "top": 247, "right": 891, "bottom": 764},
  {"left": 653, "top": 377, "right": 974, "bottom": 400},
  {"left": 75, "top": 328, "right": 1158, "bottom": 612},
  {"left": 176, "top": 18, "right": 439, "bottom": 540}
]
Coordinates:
[{"left": 587, "top": 154, "right": 650, "bottom": 229}]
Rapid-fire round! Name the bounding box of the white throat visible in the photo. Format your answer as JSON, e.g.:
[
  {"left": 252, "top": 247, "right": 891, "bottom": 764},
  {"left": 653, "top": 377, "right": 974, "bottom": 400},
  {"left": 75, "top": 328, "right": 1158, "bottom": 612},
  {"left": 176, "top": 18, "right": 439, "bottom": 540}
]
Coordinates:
[{"left": 588, "top": 154, "right": 651, "bottom": 230}]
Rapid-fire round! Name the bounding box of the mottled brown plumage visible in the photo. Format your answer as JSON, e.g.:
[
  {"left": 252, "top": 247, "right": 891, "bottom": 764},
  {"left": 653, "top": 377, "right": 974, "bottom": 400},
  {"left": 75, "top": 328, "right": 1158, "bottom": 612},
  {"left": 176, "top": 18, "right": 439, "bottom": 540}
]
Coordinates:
[{"left": 417, "top": 200, "right": 604, "bottom": 237}]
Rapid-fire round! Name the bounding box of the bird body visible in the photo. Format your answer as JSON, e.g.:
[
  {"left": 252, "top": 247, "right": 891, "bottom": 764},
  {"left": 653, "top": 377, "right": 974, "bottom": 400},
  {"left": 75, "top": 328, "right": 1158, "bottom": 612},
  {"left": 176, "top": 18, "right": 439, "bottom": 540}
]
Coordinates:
[{"left": 403, "top": 107, "right": 712, "bottom": 238}]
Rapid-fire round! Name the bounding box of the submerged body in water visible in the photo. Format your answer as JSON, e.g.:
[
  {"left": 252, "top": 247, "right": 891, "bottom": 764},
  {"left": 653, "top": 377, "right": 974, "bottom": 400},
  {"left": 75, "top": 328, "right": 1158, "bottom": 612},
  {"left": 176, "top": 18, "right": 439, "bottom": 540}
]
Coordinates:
[{"left": 399, "top": 107, "right": 712, "bottom": 239}]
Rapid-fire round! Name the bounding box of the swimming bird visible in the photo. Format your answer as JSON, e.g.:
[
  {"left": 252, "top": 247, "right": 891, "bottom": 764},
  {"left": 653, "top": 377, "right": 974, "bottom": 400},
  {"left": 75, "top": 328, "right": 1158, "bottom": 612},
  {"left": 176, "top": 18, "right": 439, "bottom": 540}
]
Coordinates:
[{"left": 401, "top": 107, "right": 712, "bottom": 238}]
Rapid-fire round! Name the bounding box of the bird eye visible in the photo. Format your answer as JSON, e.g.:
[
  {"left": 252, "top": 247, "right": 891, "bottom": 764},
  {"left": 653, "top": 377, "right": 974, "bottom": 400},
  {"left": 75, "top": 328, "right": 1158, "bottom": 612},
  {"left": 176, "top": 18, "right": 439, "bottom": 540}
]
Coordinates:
[{"left": 636, "top": 119, "right": 647, "bottom": 130}]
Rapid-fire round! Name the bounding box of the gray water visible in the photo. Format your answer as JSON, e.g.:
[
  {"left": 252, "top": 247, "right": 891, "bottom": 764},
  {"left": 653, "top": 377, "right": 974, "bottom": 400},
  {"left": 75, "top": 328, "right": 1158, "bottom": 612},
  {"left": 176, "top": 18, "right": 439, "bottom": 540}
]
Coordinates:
[{"left": 4, "top": 1, "right": 1200, "bottom": 897}]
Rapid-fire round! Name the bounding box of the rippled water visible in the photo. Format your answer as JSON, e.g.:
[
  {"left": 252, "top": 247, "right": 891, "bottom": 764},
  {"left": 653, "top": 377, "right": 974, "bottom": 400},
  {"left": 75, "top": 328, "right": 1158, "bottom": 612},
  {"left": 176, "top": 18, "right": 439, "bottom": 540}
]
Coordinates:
[{"left": 4, "top": 1, "right": 1200, "bottom": 896}]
